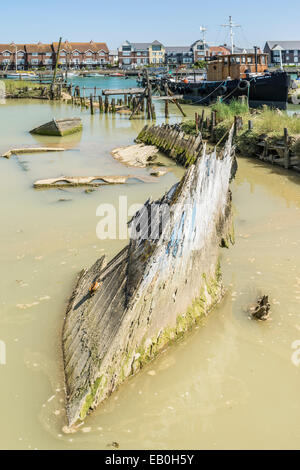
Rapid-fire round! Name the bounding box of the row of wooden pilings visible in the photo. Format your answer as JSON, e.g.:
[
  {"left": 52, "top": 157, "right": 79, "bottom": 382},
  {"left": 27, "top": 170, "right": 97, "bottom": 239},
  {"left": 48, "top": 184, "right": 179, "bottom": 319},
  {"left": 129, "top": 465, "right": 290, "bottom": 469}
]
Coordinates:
[{"left": 69, "top": 90, "right": 146, "bottom": 116}]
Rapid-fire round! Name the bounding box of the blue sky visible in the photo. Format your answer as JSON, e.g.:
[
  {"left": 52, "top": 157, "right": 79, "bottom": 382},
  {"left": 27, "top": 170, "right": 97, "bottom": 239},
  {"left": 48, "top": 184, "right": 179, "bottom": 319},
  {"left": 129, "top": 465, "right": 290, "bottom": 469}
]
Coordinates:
[{"left": 1, "top": 0, "right": 297, "bottom": 49}]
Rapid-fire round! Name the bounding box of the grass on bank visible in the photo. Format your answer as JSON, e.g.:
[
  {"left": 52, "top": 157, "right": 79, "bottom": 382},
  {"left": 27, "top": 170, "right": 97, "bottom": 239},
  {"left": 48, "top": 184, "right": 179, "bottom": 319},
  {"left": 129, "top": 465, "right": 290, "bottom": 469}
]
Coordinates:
[
  {"left": 1, "top": 79, "right": 46, "bottom": 94},
  {"left": 181, "top": 100, "right": 300, "bottom": 156}
]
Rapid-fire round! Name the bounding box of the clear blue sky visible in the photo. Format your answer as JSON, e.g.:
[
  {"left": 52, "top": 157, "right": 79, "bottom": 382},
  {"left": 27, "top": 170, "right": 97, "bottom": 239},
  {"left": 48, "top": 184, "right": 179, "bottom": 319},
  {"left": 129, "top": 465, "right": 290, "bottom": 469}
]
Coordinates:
[{"left": 1, "top": 0, "right": 297, "bottom": 49}]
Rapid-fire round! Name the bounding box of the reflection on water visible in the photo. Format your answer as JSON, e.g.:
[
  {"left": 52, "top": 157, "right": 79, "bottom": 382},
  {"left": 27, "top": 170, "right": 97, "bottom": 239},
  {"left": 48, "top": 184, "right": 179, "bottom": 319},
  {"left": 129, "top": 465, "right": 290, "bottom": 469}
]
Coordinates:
[{"left": 0, "top": 96, "right": 299, "bottom": 450}]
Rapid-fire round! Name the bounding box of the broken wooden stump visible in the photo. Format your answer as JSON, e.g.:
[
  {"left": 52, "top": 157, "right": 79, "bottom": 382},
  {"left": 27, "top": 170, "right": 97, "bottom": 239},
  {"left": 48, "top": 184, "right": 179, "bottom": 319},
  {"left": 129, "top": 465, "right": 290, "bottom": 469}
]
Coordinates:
[
  {"left": 2, "top": 147, "right": 66, "bottom": 159},
  {"left": 111, "top": 143, "right": 160, "bottom": 168},
  {"left": 62, "top": 128, "right": 235, "bottom": 427},
  {"left": 33, "top": 174, "right": 157, "bottom": 189},
  {"left": 250, "top": 295, "right": 271, "bottom": 321},
  {"left": 30, "top": 118, "right": 82, "bottom": 137}
]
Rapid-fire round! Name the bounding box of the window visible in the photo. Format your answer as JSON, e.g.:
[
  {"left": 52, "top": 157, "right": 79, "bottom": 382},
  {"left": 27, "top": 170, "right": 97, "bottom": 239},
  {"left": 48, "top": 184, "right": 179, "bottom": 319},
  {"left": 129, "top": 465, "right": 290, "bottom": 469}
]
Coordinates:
[
  {"left": 295, "top": 57, "right": 299, "bottom": 63},
  {"left": 122, "top": 46, "right": 131, "bottom": 52},
  {"left": 46, "top": 52, "right": 51, "bottom": 56},
  {"left": 137, "top": 52, "right": 141, "bottom": 56},
  {"left": 123, "top": 58, "right": 131, "bottom": 64},
  {"left": 3, "top": 52, "right": 10, "bottom": 57},
  {"left": 45, "top": 59, "right": 52, "bottom": 64},
  {"left": 60, "top": 52, "right": 66, "bottom": 56},
  {"left": 152, "top": 45, "right": 161, "bottom": 52},
  {"left": 31, "top": 59, "right": 39, "bottom": 64},
  {"left": 32, "top": 52, "right": 38, "bottom": 56},
  {"left": 73, "top": 52, "right": 79, "bottom": 56},
  {"left": 197, "top": 44, "right": 204, "bottom": 50},
  {"left": 85, "top": 52, "right": 92, "bottom": 56}
]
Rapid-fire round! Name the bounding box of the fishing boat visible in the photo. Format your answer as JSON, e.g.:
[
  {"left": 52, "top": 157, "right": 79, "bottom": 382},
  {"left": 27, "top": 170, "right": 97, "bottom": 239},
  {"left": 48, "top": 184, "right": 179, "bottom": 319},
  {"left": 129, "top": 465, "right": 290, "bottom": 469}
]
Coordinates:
[{"left": 166, "top": 53, "right": 290, "bottom": 109}]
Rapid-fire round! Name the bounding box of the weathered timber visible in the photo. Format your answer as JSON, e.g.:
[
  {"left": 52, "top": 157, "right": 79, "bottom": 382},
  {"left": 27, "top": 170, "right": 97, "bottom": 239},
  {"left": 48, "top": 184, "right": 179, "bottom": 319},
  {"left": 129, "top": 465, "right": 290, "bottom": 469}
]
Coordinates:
[
  {"left": 34, "top": 174, "right": 156, "bottom": 188},
  {"left": 62, "top": 129, "right": 235, "bottom": 427},
  {"left": 2, "top": 147, "right": 65, "bottom": 159},
  {"left": 136, "top": 124, "right": 203, "bottom": 167},
  {"left": 250, "top": 295, "right": 271, "bottom": 321},
  {"left": 30, "top": 118, "right": 82, "bottom": 137},
  {"left": 102, "top": 88, "right": 145, "bottom": 96},
  {"left": 152, "top": 95, "right": 183, "bottom": 101},
  {"left": 111, "top": 143, "right": 160, "bottom": 168}
]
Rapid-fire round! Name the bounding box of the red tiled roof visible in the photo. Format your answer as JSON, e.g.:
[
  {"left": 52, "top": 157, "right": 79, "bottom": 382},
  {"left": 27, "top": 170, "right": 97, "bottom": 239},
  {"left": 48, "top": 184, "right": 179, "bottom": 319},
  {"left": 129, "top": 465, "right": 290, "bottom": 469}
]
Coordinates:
[
  {"left": 0, "top": 44, "right": 26, "bottom": 53},
  {"left": 25, "top": 43, "right": 52, "bottom": 53},
  {"left": 209, "top": 46, "right": 230, "bottom": 55},
  {"left": 53, "top": 41, "right": 109, "bottom": 53}
]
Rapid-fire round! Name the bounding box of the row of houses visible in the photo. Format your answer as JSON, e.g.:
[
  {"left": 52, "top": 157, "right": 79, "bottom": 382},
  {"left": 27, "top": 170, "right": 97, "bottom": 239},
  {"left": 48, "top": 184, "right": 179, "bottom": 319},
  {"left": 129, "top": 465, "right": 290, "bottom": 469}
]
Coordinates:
[
  {"left": 1, "top": 39, "right": 299, "bottom": 71},
  {"left": 117, "top": 40, "right": 234, "bottom": 68},
  {"left": 0, "top": 41, "right": 110, "bottom": 70}
]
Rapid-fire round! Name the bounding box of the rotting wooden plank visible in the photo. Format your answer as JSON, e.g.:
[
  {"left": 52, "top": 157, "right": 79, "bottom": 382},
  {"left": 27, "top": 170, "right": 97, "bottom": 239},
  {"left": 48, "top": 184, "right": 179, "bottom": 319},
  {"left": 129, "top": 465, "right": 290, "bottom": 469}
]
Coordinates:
[
  {"left": 102, "top": 88, "right": 145, "bottom": 96},
  {"left": 2, "top": 147, "right": 66, "bottom": 159},
  {"left": 33, "top": 174, "right": 158, "bottom": 188}
]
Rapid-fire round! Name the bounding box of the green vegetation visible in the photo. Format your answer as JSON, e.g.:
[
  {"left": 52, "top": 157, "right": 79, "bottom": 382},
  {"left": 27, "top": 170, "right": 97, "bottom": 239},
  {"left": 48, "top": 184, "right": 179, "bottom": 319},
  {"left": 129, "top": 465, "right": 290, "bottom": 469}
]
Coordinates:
[
  {"left": 1, "top": 79, "right": 43, "bottom": 93},
  {"left": 211, "top": 99, "right": 249, "bottom": 120}
]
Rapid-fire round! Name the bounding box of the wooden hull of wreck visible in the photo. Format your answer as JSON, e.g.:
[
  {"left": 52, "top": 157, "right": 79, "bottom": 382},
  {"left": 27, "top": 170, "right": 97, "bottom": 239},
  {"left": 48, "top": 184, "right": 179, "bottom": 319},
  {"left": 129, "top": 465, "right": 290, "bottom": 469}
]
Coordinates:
[
  {"left": 30, "top": 118, "right": 82, "bottom": 137},
  {"left": 62, "top": 131, "right": 235, "bottom": 426}
]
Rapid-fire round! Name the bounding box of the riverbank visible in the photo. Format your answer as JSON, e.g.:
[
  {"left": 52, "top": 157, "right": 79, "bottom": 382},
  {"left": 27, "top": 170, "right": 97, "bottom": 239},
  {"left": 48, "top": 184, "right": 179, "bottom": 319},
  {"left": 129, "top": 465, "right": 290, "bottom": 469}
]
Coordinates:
[{"left": 181, "top": 101, "right": 300, "bottom": 172}]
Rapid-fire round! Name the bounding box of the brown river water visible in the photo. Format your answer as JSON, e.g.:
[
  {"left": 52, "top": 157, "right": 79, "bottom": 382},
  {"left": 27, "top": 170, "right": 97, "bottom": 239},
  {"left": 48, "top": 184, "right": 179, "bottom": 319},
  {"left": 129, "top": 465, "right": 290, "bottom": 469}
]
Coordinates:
[{"left": 0, "top": 97, "right": 299, "bottom": 450}]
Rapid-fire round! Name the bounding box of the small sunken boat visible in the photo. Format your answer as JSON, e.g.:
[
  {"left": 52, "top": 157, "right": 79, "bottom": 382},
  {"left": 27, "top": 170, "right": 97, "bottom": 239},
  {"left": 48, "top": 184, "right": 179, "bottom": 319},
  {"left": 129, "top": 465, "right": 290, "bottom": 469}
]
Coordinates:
[
  {"left": 62, "top": 129, "right": 235, "bottom": 426},
  {"left": 30, "top": 118, "right": 82, "bottom": 137}
]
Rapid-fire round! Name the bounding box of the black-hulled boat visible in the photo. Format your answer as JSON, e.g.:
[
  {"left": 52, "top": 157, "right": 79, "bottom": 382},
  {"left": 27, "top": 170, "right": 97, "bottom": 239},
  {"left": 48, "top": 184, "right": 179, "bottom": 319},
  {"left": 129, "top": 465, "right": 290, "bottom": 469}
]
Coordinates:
[{"left": 145, "top": 52, "right": 291, "bottom": 110}]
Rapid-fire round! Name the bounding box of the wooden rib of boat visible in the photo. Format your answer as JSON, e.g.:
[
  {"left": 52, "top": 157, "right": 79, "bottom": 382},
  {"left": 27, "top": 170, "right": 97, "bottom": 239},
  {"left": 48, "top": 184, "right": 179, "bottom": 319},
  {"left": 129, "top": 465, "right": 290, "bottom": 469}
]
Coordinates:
[
  {"left": 62, "top": 129, "right": 235, "bottom": 427},
  {"left": 30, "top": 118, "right": 82, "bottom": 137},
  {"left": 33, "top": 174, "right": 158, "bottom": 188}
]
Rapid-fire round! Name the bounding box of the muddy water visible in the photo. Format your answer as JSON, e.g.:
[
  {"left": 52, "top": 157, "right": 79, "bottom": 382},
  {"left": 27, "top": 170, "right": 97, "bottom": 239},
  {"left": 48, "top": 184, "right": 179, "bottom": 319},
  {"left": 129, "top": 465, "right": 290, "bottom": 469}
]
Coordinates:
[{"left": 0, "top": 96, "right": 299, "bottom": 450}]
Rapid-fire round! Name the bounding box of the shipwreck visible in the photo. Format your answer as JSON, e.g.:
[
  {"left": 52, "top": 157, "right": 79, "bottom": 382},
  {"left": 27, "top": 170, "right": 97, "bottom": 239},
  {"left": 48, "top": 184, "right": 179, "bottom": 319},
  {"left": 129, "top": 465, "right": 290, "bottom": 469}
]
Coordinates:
[
  {"left": 30, "top": 118, "right": 82, "bottom": 137},
  {"left": 62, "top": 129, "right": 235, "bottom": 427}
]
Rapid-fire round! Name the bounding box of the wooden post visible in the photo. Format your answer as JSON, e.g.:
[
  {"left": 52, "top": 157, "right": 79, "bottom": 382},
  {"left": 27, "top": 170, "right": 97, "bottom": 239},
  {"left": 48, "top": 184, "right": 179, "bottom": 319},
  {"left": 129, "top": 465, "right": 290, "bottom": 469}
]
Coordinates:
[
  {"left": 248, "top": 120, "right": 253, "bottom": 131},
  {"left": 199, "top": 110, "right": 205, "bottom": 132},
  {"left": 98, "top": 96, "right": 103, "bottom": 113},
  {"left": 90, "top": 94, "right": 94, "bottom": 115},
  {"left": 51, "top": 36, "right": 62, "bottom": 99},
  {"left": 284, "top": 127, "right": 290, "bottom": 169},
  {"left": 111, "top": 98, "right": 116, "bottom": 113},
  {"left": 104, "top": 95, "right": 109, "bottom": 113},
  {"left": 195, "top": 113, "right": 198, "bottom": 133},
  {"left": 124, "top": 94, "right": 128, "bottom": 106},
  {"left": 94, "top": 86, "right": 97, "bottom": 99},
  {"left": 152, "top": 104, "right": 156, "bottom": 120}
]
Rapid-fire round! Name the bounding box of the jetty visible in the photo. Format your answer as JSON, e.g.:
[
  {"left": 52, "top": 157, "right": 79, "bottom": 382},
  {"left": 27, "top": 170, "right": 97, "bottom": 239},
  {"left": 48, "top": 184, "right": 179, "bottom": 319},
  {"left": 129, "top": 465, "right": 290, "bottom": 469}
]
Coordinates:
[{"left": 62, "top": 129, "right": 235, "bottom": 426}]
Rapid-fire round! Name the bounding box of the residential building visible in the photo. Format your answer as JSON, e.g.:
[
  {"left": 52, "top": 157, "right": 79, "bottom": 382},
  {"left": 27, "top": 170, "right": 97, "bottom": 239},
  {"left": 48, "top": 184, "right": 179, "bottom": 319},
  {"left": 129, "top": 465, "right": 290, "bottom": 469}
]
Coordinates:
[
  {"left": 109, "top": 50, "right": 118, "bottom": 66},
  {"left": 0, "top": 44, "right": 26, "bottom": 70},
  {"left": 191, "top": 40, "right": 210, "bottom": 62},
  {"left": 26, "top": 43, "right": 54, "bottom": 69},
  {"left": 165, "top": 46, "right": 194, "bottom": 67},
  {"left": 52, "top": 41, "right": 109, "bottom": 69},
  {"left": 264, "top": 41, "right": 300, "bottom": 66},
  {"left": 118, "top": 40, "right": 165, "bottom": 68},
  {"left": 208, "top": 46, "right": 231, "bottom": 58}
]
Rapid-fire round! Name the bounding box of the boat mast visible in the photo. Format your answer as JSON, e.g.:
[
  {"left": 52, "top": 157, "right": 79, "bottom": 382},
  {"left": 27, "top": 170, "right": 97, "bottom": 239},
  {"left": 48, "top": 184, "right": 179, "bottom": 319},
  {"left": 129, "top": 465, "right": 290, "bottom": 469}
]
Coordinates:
[{"left": 221, "top": 16, "right": 241, "bottom": 54}]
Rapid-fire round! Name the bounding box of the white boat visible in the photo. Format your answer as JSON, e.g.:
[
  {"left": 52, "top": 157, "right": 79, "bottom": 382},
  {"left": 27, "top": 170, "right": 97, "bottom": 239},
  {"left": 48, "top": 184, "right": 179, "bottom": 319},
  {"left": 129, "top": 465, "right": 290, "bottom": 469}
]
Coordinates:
[{"left": 6, "top": 72, "right": 37, "bottom": 80}]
